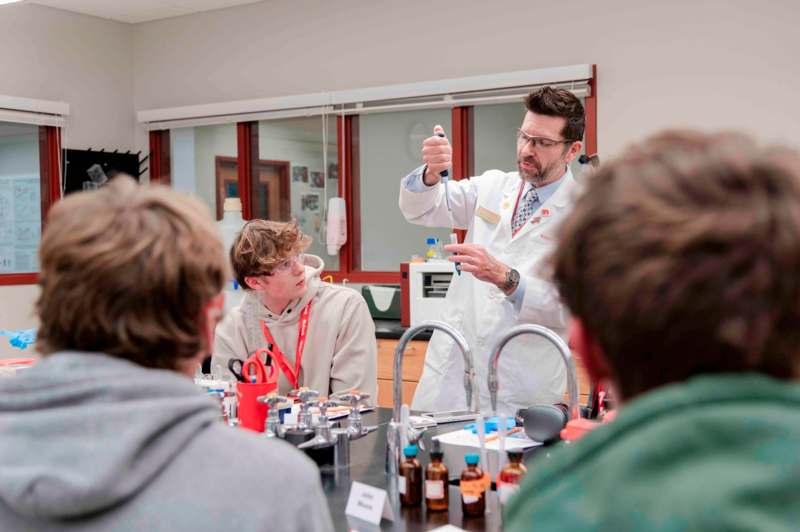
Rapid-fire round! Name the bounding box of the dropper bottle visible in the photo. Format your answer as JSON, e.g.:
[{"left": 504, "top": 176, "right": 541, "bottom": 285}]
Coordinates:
[{"left": 425, "top": 439, "right": 449, "bottom": 512}]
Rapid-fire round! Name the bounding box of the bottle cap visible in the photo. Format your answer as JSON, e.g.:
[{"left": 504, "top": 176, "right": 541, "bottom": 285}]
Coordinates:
[
  {"left": 430, "top": 439, "right": 444, "bottom": 459},
  {"left": 223, "top": 197, "right": 242, "bottom": 212},
  {"left": 465, "top": 453, "right": 480, "bottom": 465},
  {"left": 507, "top": 449, "right": 524, "bottom": 460},
  {"left": 403, "top": 444, "right": 418, "bottom": 458},
  {"left": 426, "top": 237, "right": 436, "bottom": 245}
]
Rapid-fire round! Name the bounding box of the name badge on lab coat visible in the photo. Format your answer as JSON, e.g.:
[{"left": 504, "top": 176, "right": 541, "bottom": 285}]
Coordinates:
[{"left": 476, "top": 206, "right": 501, "bottom": 225}]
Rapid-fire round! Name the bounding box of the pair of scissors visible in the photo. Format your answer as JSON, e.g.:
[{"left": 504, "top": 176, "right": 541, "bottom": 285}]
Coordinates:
[
  {"left": 242, "top": 354, "right": 269, "bottom": 384},
  {"left": 227, "top": 358, "right": 247, "bottom": 383}
]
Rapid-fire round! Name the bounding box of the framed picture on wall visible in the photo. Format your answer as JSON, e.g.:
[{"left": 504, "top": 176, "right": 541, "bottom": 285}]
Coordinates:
[
  {"left": 292, "top": 165, "right": 308, "bottom": 183},
  {"left": 301, "top": 193, "right": 320, "bottom": 212},
  {"left": 327, "top": 162, "right": 338, "bottom": 180},
  {"left": 310, "top": 171, "right": 324, "bottom": 188}
]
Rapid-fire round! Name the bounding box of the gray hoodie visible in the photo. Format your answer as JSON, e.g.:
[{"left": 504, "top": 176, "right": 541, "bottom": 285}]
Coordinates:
[
  {"left": 213, "top": 254, "right": 377, "bottom": 399},
  {"left": 0, "top": 352, "right": 334, "bottom": 532}
]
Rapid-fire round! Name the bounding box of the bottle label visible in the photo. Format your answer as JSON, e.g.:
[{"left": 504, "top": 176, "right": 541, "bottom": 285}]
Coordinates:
[
  {"left": 425, "top": 479, "right": 445, "bottom": 499},
  {"left": 398, "top": 475, "right": 407, "bottom": 495},
  {"left": 460, "top": 477, "right": 487, "bottom": 499},
  {"left": 498, "top": 481, "right": 520, "bottom": 505}
]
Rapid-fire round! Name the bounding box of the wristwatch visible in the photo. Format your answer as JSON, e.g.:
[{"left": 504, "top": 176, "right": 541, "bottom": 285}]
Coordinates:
[{"left": 502, "top": 268, "right": 520, "bottom": 294}]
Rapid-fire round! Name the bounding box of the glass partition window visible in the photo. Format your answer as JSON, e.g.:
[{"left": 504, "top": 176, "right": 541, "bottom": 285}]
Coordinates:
[
  {"left": 258, "top": 116, "right": 339, "bottom": 270},
  {"left": 473, "top": 100, "right": 587, "bottom": 181},
  {"left": 358, "top": 109, "right": 452, "bottom": 271},
  {"left": 170, "top": 123, "right": 238, "bottom": 220},
  {"left": 0, "top": 122, "right": 41, "bottom": 274}
]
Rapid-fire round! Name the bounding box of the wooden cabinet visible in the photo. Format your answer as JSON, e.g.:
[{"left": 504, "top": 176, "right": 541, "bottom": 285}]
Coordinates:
[
  {"left": 373, "top": 336, "right": 593, "bottom": 408},
  {"left": 376, "top": 338, "right": 426, "bottom": 408},
  {"left": 570, "top": 355, "right": 592, "bottom": 406}
]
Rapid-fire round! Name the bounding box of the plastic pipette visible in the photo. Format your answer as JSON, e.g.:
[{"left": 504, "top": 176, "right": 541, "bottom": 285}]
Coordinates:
[{"left": 450, "top": 233, "right": 461, "bottom": 276}]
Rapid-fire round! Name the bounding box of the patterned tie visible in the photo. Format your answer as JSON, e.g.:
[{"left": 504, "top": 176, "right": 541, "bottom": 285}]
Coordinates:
[{"left": 512, "top": 185, "right": 540, "bottom": 234}]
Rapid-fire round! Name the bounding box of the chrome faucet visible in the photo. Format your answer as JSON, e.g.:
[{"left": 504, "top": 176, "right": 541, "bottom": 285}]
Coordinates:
[
  {"left": 330, "top": 390, "right": 377, "bottom": 439},
  {"left": 487, "top": 323, "right": 581, "bottom": 421},
  {"left": 257, "top": 393, "right": 290, "bottom": 438},
  {"left": 290, "top": 388, "right": 320, "bottom": 430},
  {"left": 387, "top": 320, "right": 476, "bottom": 501},
  {"left": 297, "top": 399, "right": 339, "bottom": 450}
]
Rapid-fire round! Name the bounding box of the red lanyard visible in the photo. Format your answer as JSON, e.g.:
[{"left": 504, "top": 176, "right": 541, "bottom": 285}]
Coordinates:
[{"left": 259, "top": 301, "right": 312, "bottom": 389}]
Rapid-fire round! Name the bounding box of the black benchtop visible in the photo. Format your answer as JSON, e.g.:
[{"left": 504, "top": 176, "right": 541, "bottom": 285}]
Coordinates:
[
  {"left": 320, "top": 408, "right": 518, "bottom": 532},
  {"left": 373, "top": 319, "right": 433, "bottom": 341}
]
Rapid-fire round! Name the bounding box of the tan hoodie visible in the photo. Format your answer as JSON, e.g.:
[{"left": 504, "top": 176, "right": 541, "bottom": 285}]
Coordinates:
[{"left": 212, "top": 254, "right": 377, "bottom": 401}]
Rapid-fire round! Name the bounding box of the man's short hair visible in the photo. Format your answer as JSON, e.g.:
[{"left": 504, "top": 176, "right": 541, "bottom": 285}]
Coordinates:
[
  {"left": 525, "top": 87, "right": 585, "bottom": 143},
  {"left": 230, "top": 219, "right": 310, "bottom": 288},
  {"left": 36, "top": 176, "right": 227, "bottom": 370},
  {"left": 552, "top": 130, "right": 800, "bottom": 399}
]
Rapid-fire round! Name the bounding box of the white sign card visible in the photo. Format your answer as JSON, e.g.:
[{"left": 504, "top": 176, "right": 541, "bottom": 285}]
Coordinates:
[{"left": 345, "top": 481, "right": 395, "bottom": 525}]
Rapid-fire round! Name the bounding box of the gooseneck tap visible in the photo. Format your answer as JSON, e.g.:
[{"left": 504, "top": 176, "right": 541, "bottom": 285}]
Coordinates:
[
  {"left": 485, "top": 324, "right": 580, "bottom": 479},
  {"left": 387, "top": 320, "right": 476, "bottom": 501},
  {"left": 487, "top": 323, "right": 581, "bottom": 420}
]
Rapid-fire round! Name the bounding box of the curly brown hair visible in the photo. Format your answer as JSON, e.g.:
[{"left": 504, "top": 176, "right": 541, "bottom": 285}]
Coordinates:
[
  {"left": 36, "top": 176, "right": 227, "bottom": 370},
  {"left": 525, "top": 86, "right": 585, "bottom": 142},
  {"left": 231, "top": 219, "right": 311, "bottom": 288},
  {"left": 552, "top": 130, "right": 800, "bottom": 400}
]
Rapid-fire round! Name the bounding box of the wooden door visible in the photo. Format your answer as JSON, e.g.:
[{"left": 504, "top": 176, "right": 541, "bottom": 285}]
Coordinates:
[
  {"left": 252, "top": 160, "right": 290, "bottom": 221},
  {"left": 215, "top": 156, "right": 239, "bottom": 221},
  {"left": 215, "top": 157, "right": 290, "bottom": 221}
]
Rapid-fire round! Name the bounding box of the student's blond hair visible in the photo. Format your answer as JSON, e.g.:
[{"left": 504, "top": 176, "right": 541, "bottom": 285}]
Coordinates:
[{"left": 230, "top": 219, "right": 310, "bottom": 288}]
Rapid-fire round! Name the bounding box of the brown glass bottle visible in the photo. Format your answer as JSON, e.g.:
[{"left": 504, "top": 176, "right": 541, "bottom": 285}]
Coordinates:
[
  {"left": 497, "top": 449, "right": 528, "bottom": 505},
  {"left": 460, "top": 453, "right": 486, "bottom": 517},
  {"left": 425, "top": 440, "right": 449, "bottom": 512},
  {"left": 399, "top": 445, "right": 422, "bottom": 507}
]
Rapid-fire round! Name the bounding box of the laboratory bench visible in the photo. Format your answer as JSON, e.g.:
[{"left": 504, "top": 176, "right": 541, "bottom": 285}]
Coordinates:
[{"left": 320, "top": 407, "right": 524, "bottom": 532}]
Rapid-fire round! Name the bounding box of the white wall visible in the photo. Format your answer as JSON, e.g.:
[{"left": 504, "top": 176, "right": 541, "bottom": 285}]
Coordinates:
[
  {"left": 0, "top": 3, "right": 135, "bottom": 356},
  {"left": 132, "top": 0, "right": 800, "bottom": 156},
  {"left": 0, "top": 3, "right": 135, "bottom": 151}
]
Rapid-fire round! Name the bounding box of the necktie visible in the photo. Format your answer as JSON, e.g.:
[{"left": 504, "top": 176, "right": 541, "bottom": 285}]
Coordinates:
[{"left": 512, "top": 185, "right": 540, "bottom": 234}]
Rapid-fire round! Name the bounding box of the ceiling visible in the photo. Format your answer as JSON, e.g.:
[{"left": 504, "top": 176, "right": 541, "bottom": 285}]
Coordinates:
[{"left": 25, "top": 0, "right": 264, "bottom": 24}]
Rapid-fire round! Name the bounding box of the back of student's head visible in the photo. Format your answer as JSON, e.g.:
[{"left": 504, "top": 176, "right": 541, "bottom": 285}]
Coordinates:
[
  {"left": 553, "top": 130, "right": 800, "bottom": 400},
  {"left": 36, "top": 176, "right": 227, "bottom": 370}
]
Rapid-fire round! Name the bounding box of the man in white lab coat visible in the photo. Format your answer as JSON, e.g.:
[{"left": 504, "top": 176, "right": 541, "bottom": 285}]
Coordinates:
[{"left": 399, "top": 87, "right": 585, "bottom": 415}]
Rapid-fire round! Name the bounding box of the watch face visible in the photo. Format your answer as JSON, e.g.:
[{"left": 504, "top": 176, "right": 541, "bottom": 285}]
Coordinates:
[{"left": 505, "top": 268, "right": 520, "bottom": 290}]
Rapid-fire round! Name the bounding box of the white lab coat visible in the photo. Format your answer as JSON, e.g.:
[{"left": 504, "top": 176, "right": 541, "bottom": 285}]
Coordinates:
[{"left": 399, "top": 168, "right": 579, "bottom": 416}]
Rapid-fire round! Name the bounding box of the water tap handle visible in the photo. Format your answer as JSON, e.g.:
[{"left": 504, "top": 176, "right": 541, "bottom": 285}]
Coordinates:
[
  {"left": 297, "top": 399, "right": 340, "bottom": 450},
  {"left": 258, "top": 392, "right": 290, "bottom": 409},
  {"left": 290, "top": 388, "right": 320, "bottom": 430},
  {"left": 331, "top": 389, "right": 376, "bottom": 439},
  {"left": 258, "top": 392, "right": 290, "bottom": 438},
  {"left": 331, "top": 389, "right": 370, "bottom": 408}
]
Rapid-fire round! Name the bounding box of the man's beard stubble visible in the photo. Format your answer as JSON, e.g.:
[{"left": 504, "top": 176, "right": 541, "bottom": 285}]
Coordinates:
[{"left": 518, "top": 157, "right": 561, "bottom": 187}]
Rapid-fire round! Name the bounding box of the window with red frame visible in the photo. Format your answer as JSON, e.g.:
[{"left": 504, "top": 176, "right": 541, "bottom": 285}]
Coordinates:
[{"left": 0, "top": 122, "right": 61, "bottom": 286}]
